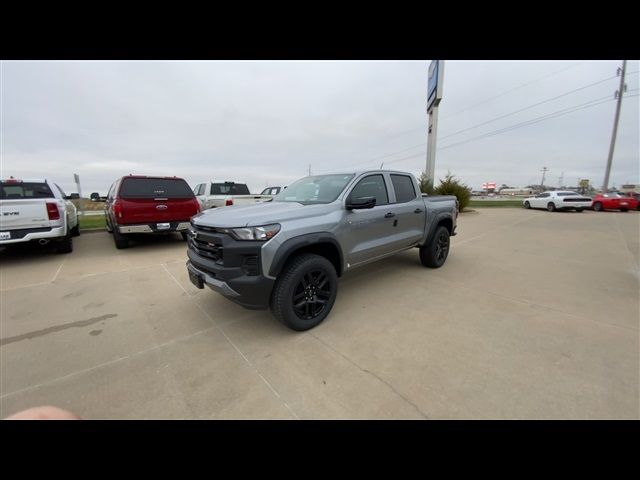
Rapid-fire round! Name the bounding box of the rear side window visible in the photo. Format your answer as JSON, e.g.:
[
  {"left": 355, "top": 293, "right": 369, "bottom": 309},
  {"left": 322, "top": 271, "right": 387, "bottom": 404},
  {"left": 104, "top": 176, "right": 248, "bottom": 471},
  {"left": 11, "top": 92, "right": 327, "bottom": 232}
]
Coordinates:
[
  {"left": 390, "top": 175, "right": 417, "bottom": 203},
  {"left": 119, "top": 178, "right": 194, "bottom": 199},
  {"left": 211, "top": 183, "right": 250, "bottom": 195},
  {"left": 0, "top": 182, "right": 55, "bottom": 199}
]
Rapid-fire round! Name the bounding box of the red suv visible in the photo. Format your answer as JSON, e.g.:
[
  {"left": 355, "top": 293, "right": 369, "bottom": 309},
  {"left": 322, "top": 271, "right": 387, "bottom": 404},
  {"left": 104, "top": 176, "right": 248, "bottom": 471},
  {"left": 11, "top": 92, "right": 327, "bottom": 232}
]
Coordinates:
[{"left": 105, "top": 175, "right": 200, "bottom": 249}]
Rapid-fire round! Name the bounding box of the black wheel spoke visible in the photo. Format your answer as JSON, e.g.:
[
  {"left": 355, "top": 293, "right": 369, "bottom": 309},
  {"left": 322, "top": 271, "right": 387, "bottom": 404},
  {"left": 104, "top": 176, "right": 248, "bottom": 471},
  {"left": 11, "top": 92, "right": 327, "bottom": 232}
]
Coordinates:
[{"left": 291, "top": 268, "right": 333, "bottom": 321}]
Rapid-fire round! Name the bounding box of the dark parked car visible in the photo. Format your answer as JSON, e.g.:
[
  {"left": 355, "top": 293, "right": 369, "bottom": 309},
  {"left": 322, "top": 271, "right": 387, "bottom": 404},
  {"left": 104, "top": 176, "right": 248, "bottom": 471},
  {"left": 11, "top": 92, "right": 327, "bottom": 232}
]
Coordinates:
[{"left": 105, "top": 175, "right": 200, "bottom": 249}]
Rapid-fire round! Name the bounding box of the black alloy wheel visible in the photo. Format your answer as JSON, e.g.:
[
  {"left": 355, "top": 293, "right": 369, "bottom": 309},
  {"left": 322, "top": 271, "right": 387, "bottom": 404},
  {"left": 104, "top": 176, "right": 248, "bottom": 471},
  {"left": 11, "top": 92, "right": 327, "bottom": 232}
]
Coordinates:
[{"left": 292, "top": 270, "right": 332, "bottom": 321}]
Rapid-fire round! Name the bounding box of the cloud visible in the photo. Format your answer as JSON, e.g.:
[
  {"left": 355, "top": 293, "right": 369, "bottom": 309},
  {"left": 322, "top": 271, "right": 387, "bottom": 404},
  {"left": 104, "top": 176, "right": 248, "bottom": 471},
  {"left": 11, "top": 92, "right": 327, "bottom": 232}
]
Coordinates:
[{"left": 1, "top": 60, "right": 638, "bottom": 194}]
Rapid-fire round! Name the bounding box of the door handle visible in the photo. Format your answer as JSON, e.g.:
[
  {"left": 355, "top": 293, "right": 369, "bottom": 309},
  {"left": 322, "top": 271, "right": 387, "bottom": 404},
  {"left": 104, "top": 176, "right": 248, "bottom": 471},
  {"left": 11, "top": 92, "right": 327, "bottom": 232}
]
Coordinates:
[
  {"left": 384, "top": 212, "right": 396, "bottom": 218},
  {"left": 414, "top": 208, "right": 423, "bottom": 214}
]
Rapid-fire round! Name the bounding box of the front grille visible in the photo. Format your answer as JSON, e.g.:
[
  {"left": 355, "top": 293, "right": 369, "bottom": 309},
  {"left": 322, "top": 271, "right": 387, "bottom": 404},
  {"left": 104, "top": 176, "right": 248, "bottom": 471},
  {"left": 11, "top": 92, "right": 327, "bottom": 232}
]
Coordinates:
[
  {"left": 563, "top": 198, "right": 592, "bottom": 202},
  {"left": 189, "top": 237, "right": 223, "bottom": 263}
]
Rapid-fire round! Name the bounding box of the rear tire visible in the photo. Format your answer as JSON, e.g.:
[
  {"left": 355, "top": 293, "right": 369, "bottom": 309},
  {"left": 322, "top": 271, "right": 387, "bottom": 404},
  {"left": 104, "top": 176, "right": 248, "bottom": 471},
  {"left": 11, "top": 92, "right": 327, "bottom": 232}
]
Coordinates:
[
  {"left": 593, "top": 202, "right": 603, "bottom": 212},
  {"left": 524, "top": 201, "right": 531, "bottom": 209},
  {"left": 270, "top": 254, "right": 338, "bottom": 331},
  {"left": 420, "top": 226, "right": 450, "bottom": 268},
  {"left": 547, "top": 202, "right": 556, "bottom": 212},
  {"left": 113, "top": 228, "right": 129, "bottom": 249},
  {"left": 71, "top": 223, "right": 80, "bottom": 237},
  {"left": 620, "top": 208, "right": 628, "bottom": 212},
  {"left": 575, "top": 208, "right": 583, "bottom": 212},
  {"left": 55, "top": 233, "right": 73, "bottom": 254}
]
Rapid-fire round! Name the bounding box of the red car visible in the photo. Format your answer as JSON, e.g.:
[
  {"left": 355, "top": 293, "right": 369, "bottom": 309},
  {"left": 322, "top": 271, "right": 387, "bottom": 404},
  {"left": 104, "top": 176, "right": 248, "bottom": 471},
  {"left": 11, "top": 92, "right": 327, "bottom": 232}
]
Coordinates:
[
  {"left": 590, "top": 192, "right": 637, "bottom": 212},
  {"left": 621, "top": 192, "right": 640, "bottom": 210},
  {"left": 105, "top": 175, "right": 200, "bottom": 249}
]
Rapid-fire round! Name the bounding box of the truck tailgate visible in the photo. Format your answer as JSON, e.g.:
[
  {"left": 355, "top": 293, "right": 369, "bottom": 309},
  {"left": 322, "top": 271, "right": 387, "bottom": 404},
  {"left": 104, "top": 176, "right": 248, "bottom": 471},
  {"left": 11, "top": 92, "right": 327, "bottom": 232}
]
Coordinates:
[
  {"left": 119, "top": 198, "right": 198, "bottom": 224},
  {"left": 0, "top": 199, "right": 52, "bottom": 230}
]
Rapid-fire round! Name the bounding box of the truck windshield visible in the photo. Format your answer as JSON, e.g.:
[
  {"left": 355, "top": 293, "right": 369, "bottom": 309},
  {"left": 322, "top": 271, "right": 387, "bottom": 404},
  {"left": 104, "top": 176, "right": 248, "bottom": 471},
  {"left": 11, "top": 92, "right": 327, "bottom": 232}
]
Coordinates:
[
  {"left": 0, "top": 182, "right": 55, "bottom": 199},
  {"left": 120, "top": 178, "right": 194, "bottom": 198},
  {"left": 211, "top": 183, "right": 250, "bottom": 195},
  {"left": 273, "top": 174, "right": 354, "bottom": 205}
]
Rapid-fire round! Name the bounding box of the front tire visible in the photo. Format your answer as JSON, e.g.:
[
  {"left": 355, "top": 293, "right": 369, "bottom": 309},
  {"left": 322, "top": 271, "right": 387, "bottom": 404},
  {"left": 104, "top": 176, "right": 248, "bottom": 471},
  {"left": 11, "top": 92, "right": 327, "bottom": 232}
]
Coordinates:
[
  {"left": 593, "top": 202, "right": 603, "bottom": 212},
  {"left": 180, "top": 231, "right": 189, "bottom": 241},
  {"left": 420, "top": 226, "right": 450, "bottom": 268},
  {"left": 547, "top": 202, "right": 557, "bottom": 212},
  {"left": 620, "top": 208, "right": 628, "bottom": 212},
  {"left": 575, "top": 208, "right": 584, "bottom": 212},
  {"left": 270, "top": 253, "right": 338, "bottom": 331},
  {"left": 524, "top": 201, "right": 531, "bottom": 209}
]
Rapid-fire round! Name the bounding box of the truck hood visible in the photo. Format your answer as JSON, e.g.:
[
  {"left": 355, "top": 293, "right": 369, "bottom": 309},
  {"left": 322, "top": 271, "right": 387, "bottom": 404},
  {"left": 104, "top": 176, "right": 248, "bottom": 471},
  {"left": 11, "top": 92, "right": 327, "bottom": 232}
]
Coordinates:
[{"left": 192, "top": 201, "right": 333, "bottom": 228}]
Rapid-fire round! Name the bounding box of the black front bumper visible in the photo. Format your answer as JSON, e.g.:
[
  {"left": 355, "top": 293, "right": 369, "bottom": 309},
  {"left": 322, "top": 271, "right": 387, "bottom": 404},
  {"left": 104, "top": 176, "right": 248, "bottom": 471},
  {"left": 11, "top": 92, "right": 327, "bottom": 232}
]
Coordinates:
[{"left": 185, "top": 228, "right": 274, "bottom": 310}]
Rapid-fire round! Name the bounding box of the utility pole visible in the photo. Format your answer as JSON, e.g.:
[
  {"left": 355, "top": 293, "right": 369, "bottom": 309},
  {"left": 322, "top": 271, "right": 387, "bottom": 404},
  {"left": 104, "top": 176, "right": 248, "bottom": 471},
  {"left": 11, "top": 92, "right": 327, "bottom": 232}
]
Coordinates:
[
  {"left": 540, "top": 167, "right": 548, "bottom": 192},
  {"left": 602, "top": 60, "right": 627, "bottom": 193},
  {"left": 308, "top": 164, "right": 312, "bottom": 176},
  {"left": 558, "top": 172, "right": 564, "bottom": 188}
]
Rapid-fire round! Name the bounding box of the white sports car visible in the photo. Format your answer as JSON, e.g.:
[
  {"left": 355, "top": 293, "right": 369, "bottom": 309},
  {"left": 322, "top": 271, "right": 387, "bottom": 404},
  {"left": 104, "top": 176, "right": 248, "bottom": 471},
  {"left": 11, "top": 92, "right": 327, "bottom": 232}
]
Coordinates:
[{"left": 523, "top": 191, "right": 593, "bottom": 212}]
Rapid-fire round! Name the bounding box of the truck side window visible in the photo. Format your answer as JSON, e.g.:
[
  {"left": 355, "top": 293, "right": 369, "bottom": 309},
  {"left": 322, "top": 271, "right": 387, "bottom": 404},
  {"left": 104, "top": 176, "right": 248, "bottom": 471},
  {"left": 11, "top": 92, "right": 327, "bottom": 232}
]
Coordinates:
[
  {"left": 390, "top": 174, "right": 417, "bottom": 203},
  {"left": 349, "top": 175, "right": 389, "bottom": 206}
]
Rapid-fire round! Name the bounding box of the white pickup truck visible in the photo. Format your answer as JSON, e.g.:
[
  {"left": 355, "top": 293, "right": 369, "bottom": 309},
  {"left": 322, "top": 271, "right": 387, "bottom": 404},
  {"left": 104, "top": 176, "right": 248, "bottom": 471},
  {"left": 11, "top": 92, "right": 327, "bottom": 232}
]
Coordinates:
[
  {"left": 192, "top": 181, "right": 273, "bottom": 210},
  {"left": 0, "top": 177, "right": 80, "bottom": 253}
]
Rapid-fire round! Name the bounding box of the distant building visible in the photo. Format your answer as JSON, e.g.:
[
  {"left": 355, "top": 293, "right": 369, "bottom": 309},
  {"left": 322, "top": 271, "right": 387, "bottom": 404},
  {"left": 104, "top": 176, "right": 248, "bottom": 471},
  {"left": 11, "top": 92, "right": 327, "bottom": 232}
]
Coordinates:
[
  {"left": 620, "top": 184, "right": 638, "bottom": 193},
  {"left": 499, "top": 187, "right": 535, "bottom": 197}
]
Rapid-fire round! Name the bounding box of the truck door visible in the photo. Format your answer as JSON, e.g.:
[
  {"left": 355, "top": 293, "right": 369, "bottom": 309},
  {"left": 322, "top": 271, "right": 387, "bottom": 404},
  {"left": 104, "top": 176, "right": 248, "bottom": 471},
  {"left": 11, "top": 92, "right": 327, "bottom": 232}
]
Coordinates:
[
  {"left": 387, "top": 173, "right": 425, "bottom": 249},
  {"left": 342, "top": 174, "right": 397, "bottom": 267}
]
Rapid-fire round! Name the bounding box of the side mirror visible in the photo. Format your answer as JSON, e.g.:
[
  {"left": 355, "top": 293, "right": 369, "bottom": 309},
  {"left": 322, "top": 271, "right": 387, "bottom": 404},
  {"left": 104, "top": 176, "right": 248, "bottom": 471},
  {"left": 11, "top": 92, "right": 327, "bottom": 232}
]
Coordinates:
[
  {"left": 63, "top": 196, "right": 72, "bottom": 200},
  {"left": 346, "top": 196, "right": 376, "bottom": 210}
]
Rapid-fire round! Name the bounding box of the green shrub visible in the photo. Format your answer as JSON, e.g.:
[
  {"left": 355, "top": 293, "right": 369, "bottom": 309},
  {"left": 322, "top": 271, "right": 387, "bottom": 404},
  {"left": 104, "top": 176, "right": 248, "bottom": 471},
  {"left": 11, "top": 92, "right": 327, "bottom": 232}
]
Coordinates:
[
  {"left": 418, "top": 171, "right": 435, "bottom": 195},
  {"left": 434, "top": 173, "right": 471, "bottom": 211}
]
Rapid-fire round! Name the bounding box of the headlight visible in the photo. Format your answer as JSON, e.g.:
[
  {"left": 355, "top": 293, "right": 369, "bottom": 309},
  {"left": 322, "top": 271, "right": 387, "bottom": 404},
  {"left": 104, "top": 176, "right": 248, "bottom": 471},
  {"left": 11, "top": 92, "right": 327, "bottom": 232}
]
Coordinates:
[{"left": 228, "top": 224, "right": 280, "bottom": 241}]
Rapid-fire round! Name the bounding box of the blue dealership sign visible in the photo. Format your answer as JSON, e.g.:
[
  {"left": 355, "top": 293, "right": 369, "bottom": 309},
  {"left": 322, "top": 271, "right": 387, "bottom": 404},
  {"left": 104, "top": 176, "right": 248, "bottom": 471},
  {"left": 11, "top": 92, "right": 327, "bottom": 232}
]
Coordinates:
[{"left": 427, "top": 60, "right": 443, "bottom": 111}]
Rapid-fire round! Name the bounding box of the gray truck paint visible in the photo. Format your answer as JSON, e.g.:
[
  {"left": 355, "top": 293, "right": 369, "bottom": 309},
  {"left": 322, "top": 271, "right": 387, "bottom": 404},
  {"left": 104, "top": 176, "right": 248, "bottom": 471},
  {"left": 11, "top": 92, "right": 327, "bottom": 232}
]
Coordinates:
[{"left": 191, "top": 170, "right": 457, "bottom": 280}]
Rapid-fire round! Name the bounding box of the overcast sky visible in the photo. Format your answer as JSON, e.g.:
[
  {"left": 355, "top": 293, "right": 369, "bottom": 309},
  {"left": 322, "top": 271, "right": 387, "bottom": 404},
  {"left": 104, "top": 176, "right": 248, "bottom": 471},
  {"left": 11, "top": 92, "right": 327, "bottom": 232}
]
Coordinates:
[{"left": 1, "top": 60, "right": 638, "bottom": 195}]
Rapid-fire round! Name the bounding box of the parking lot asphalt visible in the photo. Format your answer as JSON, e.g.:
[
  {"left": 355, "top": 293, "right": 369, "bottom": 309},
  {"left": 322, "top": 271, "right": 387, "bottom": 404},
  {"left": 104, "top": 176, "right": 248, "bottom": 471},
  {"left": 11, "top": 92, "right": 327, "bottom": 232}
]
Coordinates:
[{"left": 1, "top": 208, "right": 638, "bottom": 419}]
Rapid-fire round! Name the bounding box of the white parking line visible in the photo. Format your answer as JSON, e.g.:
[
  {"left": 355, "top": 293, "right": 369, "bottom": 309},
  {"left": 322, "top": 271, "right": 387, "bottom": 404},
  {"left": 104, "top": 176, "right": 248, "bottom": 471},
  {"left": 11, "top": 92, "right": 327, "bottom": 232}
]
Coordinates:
[
  {"left": 51, "top": 261, "right": 65, "bottom": 283},
  {"left": 161, "top": 263, "right": 300, "bottom": 419}
]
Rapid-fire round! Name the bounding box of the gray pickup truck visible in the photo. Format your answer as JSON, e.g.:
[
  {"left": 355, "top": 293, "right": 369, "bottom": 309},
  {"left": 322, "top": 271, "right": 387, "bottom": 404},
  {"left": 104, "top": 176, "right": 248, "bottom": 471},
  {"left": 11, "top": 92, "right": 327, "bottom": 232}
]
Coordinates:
[{"left": 186, "top": 170, "right": 458, "bottom": 331}]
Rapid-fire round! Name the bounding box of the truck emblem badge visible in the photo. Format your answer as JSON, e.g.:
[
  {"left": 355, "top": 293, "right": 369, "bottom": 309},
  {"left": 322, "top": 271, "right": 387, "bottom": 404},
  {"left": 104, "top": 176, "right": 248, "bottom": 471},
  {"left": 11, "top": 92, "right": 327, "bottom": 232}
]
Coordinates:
[{"left": 156, "top": 205, "right": 168, "bottom": 210}]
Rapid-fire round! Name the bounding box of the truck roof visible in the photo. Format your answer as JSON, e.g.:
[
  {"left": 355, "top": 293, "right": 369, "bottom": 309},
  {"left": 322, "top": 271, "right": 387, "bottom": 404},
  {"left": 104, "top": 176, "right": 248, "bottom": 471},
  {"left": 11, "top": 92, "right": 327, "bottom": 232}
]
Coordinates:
[
  {"left": 316, "top": 169, "right": 416, "bottom": 176},
  {"left": 1, "top": 177, "right": 49, "bottom": 183},
  {"left": 121, "top": 175, "right": 186, "bottom": 180}
]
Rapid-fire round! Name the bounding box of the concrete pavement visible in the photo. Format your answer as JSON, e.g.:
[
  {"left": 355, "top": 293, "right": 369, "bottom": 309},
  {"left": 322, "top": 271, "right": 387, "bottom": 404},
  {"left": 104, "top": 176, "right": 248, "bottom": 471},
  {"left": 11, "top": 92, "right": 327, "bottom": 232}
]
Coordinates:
[{"left": 1, "top": 208, "right": 638, "bottom": 419}]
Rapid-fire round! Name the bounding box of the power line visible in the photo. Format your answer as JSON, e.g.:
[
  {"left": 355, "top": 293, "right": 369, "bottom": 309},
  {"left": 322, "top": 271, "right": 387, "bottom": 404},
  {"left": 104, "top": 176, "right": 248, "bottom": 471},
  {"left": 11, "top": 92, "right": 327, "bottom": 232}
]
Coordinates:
[
  {"left": 440, "top": 62, "right": 586, "bottom": 120},
  {"left": 364, "top": 94, "right": 627, "bottom": 169},
  {"left": 439, "top": 74, "right": 620, "bottom": 140},
  {"left": 322, "top": 73, "right": 640, "bottom": 174},
  {"left": 438, "top": 96, "right": 615, "bottom": 151},
  {"left": 325, "top": 62, "right": 591, "bottom": 170}
]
